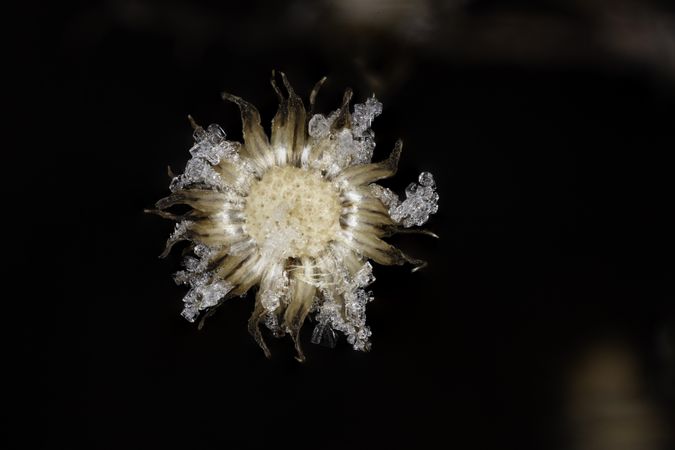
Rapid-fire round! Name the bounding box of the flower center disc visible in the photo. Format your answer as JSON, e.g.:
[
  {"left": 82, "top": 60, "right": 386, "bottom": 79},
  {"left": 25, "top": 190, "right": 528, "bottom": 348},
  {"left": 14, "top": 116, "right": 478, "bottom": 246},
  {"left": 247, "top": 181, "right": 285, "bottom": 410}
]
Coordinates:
[{"left": 243, "top": 166, "right": 342, "bottom": 258}]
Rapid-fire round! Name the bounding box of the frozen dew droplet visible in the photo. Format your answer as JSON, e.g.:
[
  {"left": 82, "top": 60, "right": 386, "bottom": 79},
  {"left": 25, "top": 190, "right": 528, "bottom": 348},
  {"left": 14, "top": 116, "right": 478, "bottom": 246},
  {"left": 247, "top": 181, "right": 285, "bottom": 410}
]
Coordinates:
[
  {"left": 418, "top": 171, "right": 435, "bottom": 187},
  {"left": 405, "top": 182, "right": 418, "bottom": 197}
]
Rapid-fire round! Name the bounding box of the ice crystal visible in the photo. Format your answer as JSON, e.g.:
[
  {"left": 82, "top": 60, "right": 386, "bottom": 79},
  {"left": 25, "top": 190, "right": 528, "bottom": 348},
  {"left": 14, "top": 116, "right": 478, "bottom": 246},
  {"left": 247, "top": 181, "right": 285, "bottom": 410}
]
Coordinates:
[
  {"left": 189, "top": 124, "right": 239, "bottom": 165},
  {"left": 352, "top": 96, "right": 383, "bottom": 136},
  {"left": 178, "top": 275, "right": 234, "bottom": 322},
  {"left": 308, "top": 114, "right": 331, "bottom": 138},
  {"left": 308, "top": 95, "right": 383, "bottom": 171},
  {"left": 170, "top": 123, "right": 241, "bottom": 192},
  {"left": 260, "top": 266, "right": 289, "bottom": 313},
  {"left": 151, "top": 74, "right": 439, "bottom": 360},
  {"left": 390, "top": 172, "right": 439, "bottom": 227},
  {"left": 310, "top": 260, "right": 376, "bottom": 351},
  {"left": 369, "top": 184, "right": 401, "bottom": 209}
]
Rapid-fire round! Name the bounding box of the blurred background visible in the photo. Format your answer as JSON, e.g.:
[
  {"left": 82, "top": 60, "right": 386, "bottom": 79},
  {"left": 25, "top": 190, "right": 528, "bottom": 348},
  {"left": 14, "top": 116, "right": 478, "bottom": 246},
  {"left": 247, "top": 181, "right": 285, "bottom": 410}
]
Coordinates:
[{"left": 21, "top": 0, "right": 675, "bottom": 449}]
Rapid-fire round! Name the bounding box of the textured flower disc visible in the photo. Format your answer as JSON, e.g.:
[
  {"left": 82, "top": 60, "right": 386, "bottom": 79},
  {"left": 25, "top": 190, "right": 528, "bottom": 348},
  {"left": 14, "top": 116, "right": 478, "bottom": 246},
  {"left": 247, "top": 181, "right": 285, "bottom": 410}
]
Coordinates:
[{"left": 149, "top": 73, "right": 439, "bottom": 361}]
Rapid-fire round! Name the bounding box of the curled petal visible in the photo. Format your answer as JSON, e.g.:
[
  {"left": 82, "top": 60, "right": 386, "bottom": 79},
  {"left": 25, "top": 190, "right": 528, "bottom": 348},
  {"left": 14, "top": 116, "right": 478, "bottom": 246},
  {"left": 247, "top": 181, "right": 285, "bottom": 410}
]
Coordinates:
[
  {"left": 338, "top": 228, "right": 407, "bottom": 267},
  {"left": 270, "top": 72, "right": 307, "bottom": 166},
  {"left": 222, "top": 92, "right": 274, "bottom": 172},
  {"left": 156, "top": 190, "right": 242, "bottom": 214},
  {"left": 284, "top": 258, "right": 317, "bottom": 362},
  {"left": 308, "top": 76, "right": 327, "bottom": 118},
  {"left": 331, "top": 88, "right": 353, "bottom": 131},
  {"left": 334, "top": 140, "right": 402, "bottom": 186},
  {"left": 248, "top": 301, "right": 271, "bottom": 358}
]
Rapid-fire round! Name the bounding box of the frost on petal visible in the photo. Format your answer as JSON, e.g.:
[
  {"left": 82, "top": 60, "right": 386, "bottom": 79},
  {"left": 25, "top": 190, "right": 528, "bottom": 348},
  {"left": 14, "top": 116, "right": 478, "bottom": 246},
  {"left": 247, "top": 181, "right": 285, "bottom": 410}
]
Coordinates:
[
  {"left": 263, "top": 312, "right": 282, "bottom": 336},
  {"left": 180, "top": 278, "right": 233, "bottom": 321},
  {"left": 170, "top": 158, "right": 224, "bottom": 192},
  {"left": 336, "top": 129, "right": 358, "bottom": 165},
  {"left": 260, "top": 268, "right": 289, "bottom": 313},
  {"left": 418, "top": 171, "right": 435, "bottom": 187},
  {"left": 390, "top": 171, "right": 439, "bottom": 227},
  {"left": 350, "top": 96, "right": 383, "bottom": 165},
  {"left": 179, "top": 277, "right": 233, "bottom": 321},
  {"left": 170, "top": 123, "right": 241, "bottom": 192},
  {"left": 161, "top": 220, "right": 194, "bottom": 257},
  {"left": 352, "top": 96, "right": 382, "bottom": 137},
  {"left": 183, "top": 243, "right": 213, "bottom": 273},
  {"left": 200, "top": 280, "right": 232, "bottom": 308},
  {"left": 312, "top": 291, "right": 372, "bottom": 351},
  {"left": 190, "top": 124, "right": 228, "bottom": 164},
  {"left": 308, "top": 96, "right": 382, "bottom": 171},
  {"left": 310, "top": 259, "right": 376, "bottom": 351},
  {"left": 172, "top": 242, "right": 233, "bottom": 322},
  {"left": 353, "top": 261, "right": 375, "bottom": 288},
  {"left": 308, "top": 114, "right": 331, "bottom": 139},
  {"left": 369, "top": 184, "right": 401, "bottom": 209}
]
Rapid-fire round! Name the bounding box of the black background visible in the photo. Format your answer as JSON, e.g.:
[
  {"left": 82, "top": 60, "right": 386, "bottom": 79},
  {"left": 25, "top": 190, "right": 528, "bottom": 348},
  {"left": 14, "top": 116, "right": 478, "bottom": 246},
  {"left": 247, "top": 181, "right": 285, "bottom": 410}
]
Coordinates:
[{"left": 19, "top": 1, "right": 675, "bottom": 449}]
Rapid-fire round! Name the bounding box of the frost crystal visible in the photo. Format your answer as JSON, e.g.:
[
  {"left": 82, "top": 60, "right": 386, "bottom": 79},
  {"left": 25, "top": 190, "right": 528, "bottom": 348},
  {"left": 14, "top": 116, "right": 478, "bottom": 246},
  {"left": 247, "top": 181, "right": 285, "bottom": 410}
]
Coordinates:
[
  {"left": 308, "top": 114, "right": 331, "bottom": 138},
  {"left": 171, "top": 241, "right": 233, "bottom": 321},
  {"left": 310, "top": 260, "right": 376, "bottom": 351},
  {"left": 308, "top": 95, "right": 383, "bottom": 171},
  {"left": 369, "top": 184, "right": 401, "bottom": 209},
  {"left": 352, "top": 96, "right": 383, "bottom": 136},
  {"left": 170, "top": 123, "right": 241, "bottom": 192},
  {"left": 390, "top": 172, "right": 439, "bottom": 227},
  {"left": 178, "top": 275, "right": 233, "bottom": 322}
]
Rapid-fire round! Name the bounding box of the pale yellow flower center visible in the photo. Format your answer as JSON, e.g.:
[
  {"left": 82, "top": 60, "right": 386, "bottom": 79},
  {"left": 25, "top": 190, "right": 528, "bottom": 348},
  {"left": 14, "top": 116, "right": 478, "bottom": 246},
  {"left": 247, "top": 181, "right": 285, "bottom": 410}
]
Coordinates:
[{"left": 243, "top": 166, "right": 342, "bottom": 258}]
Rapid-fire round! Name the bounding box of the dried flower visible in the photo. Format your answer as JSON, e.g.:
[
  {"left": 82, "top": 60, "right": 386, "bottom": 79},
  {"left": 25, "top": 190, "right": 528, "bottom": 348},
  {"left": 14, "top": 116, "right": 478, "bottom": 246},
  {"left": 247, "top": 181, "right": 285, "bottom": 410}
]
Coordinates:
[{"left": 148, "top": 73, "right": 438, "bottom": 361}]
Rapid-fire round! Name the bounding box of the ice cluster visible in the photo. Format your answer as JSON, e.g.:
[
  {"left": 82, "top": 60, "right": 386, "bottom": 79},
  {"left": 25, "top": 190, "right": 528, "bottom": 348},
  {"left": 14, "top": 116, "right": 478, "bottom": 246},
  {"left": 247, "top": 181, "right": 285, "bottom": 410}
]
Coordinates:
[
  {"left": 371, "top": 172, "right": 439, "bottom": 228},
  {"left": 173, "top": 243, "right": 233, "bottom": 322},
  {"left": 169, "top": 123, "right": 239, "bottom": 192},
  {"left": 311, "top": 261, "right": 376, "bottom": 351},
  {"left": 308, "top": 96, "right": 383, "bottom": 175}
]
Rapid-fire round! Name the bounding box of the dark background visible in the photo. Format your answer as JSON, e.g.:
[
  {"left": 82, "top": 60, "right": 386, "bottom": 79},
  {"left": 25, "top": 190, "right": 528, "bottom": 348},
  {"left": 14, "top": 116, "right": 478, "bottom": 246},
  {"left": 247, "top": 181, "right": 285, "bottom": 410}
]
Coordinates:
[{"left": 19, "top": 1, "right": 675, "bottom": 449}]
